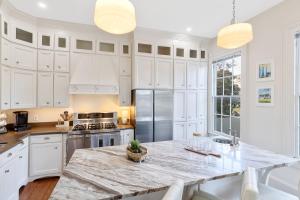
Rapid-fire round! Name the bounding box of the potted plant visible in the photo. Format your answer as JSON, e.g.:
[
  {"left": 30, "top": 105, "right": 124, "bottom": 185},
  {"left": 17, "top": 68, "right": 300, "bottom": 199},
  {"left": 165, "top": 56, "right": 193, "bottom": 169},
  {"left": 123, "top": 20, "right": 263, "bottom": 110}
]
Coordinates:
[{"left": 127, "top": 140, "right": 148, "bottom": 162}]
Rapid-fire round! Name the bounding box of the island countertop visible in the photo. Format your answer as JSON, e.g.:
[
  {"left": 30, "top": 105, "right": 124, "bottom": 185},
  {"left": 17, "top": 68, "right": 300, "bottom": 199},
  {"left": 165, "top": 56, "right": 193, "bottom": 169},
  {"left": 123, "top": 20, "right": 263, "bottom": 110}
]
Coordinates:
[{"left": 50, "top": 140, "right": 299, "bottom": 200}]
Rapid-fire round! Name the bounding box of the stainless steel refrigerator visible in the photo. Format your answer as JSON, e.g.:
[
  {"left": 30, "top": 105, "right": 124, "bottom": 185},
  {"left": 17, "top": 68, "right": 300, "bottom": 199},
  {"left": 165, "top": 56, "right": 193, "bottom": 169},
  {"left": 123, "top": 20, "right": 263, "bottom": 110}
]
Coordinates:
[{"left": 131, "top": 90, "right": 173, "bottom": 143}]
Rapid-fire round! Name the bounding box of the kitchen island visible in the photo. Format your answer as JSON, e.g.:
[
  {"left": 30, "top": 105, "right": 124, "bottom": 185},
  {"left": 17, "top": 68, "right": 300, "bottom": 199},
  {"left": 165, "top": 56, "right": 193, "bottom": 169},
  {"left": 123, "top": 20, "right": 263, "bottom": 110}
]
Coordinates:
[{"left": 49, "top": 140, "right": 299, "bottom": 200}]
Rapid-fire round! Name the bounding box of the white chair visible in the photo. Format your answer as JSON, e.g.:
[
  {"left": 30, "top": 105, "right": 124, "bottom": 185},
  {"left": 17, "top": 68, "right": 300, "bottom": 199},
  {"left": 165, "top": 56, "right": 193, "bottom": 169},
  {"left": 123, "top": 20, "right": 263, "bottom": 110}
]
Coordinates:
[
  {"left": 162, "top": 179, "right": 185, "bottom": 200},
  {"left": 192, "top": 167, "right": 299, "bottom": 200}
]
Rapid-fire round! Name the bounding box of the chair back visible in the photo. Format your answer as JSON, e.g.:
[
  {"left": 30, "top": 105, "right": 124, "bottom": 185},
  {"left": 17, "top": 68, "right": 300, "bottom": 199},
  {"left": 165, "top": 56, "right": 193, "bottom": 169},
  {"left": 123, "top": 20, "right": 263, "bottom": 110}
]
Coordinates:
[
  {"left": 241, "top": 167, "right": 259, "bottom": 200},
  {"left": 162, "top": 180, "right": 184, "bottom": 200}
]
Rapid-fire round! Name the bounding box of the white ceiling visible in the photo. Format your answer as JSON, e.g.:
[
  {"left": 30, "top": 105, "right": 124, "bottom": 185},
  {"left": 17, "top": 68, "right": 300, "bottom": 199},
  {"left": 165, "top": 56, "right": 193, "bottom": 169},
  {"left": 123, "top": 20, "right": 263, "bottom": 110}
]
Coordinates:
[{"left": 8, "top": 0, "right": 284, "bottom": 38}]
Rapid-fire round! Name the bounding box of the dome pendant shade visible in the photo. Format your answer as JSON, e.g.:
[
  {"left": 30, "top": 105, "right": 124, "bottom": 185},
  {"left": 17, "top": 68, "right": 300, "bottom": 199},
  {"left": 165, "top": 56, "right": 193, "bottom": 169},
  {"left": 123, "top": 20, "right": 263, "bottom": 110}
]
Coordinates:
[
  {"left": 217, "top": 23, "right": 253, "bottom": 49},
  {"left": 94, "top": 0, "right": 136, "bottom": 35}
]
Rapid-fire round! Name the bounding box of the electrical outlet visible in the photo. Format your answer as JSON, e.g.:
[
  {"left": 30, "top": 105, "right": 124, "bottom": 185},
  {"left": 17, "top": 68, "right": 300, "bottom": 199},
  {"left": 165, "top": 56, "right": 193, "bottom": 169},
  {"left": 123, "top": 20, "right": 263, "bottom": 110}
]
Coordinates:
[{"left": 33, "top": 114, "right": 39, "bottom": 121}]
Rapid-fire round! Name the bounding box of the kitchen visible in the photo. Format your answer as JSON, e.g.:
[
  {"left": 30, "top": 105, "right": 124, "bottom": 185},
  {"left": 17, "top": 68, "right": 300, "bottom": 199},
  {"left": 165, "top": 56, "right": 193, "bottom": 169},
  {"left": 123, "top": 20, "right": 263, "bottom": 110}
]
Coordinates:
[{"left": 0, "top": 0, "right": 300, "bottom": 200}]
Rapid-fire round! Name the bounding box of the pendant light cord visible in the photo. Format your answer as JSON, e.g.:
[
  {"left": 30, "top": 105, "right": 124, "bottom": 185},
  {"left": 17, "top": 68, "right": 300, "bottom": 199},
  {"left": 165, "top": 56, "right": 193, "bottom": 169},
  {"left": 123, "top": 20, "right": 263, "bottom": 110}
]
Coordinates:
[{"left": 231, "top": 0, "right": 236, "bottom": 24}]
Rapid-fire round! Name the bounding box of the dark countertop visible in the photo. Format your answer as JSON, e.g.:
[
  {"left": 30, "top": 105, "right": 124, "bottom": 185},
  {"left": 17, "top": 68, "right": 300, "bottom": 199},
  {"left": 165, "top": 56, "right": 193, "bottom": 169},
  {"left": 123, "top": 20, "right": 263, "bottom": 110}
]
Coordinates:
[{"left": 0, "top": 124, "right": 134, "bottom": 155}]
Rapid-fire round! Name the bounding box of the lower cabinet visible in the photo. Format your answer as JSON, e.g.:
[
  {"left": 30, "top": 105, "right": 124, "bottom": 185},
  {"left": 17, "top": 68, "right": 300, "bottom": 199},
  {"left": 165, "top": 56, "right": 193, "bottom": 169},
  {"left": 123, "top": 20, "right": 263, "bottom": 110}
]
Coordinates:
[
  {"left": 186, "top": 122, "right": 198, "bottom": 140},
  {"left": 29, "top": 134, "right": 62, "bottom": 178},
  {"left": 173, "top": 122, "right": 205, "bottom": 141},
  {"left": 0, "top": 157, "right": 18, "bottom": 200},
  {"left": 173, "top": 122, "right": 187, "bottom": 141},
  {"left": 120, "top": 129, "right": 134, "bottom": 145}
]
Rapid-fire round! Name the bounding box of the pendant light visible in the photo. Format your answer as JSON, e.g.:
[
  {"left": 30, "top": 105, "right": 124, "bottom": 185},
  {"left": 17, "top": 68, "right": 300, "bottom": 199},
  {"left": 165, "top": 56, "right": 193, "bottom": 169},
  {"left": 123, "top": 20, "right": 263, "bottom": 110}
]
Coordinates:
[
  {"left": 217, "top": 0, "right": 253, "bottom": 49},
  {"left": 94, "top": 0, "right": 136, "bottom": 35}
]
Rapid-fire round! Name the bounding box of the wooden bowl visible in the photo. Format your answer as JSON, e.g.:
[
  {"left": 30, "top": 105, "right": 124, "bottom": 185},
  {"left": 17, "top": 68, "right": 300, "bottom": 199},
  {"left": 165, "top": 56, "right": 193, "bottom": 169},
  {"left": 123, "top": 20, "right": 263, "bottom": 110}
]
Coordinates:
[{"left": 127, "top": 146, "right": 148, "bottom": 162}]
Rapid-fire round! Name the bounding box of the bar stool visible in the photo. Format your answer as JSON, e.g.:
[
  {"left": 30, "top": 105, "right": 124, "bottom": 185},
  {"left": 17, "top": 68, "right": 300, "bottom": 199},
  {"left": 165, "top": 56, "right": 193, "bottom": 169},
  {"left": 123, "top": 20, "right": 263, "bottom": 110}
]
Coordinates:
[{"left": 161, "top": 180, "right": 184, "bottom": 200}]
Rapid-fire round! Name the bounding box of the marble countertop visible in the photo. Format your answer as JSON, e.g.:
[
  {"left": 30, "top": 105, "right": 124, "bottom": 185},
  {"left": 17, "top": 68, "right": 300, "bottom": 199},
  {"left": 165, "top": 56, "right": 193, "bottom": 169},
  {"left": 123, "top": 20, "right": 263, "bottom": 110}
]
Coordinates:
[{"left": 50, "top": 140, "right": 299, "bottom": 200}]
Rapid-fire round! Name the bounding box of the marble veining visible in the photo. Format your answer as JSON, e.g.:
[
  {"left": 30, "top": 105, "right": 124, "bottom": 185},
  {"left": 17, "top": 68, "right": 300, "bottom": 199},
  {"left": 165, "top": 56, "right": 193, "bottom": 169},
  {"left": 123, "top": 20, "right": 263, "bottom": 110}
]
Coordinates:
[{"left": 50, "top": 140, "right": 299, "bottom": 200}]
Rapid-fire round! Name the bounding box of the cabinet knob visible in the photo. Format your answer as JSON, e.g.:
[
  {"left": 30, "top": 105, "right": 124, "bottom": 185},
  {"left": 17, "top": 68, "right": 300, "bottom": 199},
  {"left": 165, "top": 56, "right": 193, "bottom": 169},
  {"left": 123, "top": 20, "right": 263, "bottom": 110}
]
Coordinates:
[
  {"left": 16, "top": 61, "right": 20, "bottom": 64},
  {"left": 44, "top": 137, "right": 50, "bottom": 140},
  {"left": 4, "top": 102, "right": 8, "bottom": 105},
  {"left": 15, "top": 102, "right": 19, "bottom": 105},
  {"left": 122, "top": 70, "right": 126, "bottom": 73},
  {"left": 4, "top": 58, "right": 8, "bottom": 61},
  {"left": 46, "top": 102, "right": 50, "bottom": 105},
  {"left": 5, "top": 169, "right": 9, "bottom": 173},
  {"left": 7, "top": 153, "right": 12, "bottom": 158},
  {"left": 54, "top": 146, "right": 58, "bottom": 150},
  {"left": 46, "top": 65, "right": 50, "bottom": 68},
  {"left": 58, "top": 101, "right": 61, "bottom": 104},
  {"left": 58, "top": 66, "right": 61, "bottom": 69},
  {"left": 122, "top": 101, "right": 125, "bottom": 103},
  {"left": 19, "top": 156, "right": 23, "bottom": 159}
]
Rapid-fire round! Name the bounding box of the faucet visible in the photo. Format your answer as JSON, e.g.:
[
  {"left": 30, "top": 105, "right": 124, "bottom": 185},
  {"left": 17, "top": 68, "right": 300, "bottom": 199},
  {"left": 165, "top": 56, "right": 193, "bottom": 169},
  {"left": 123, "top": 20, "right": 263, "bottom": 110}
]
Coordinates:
[{"left": 231, "top": 129, "right": 239, "bottom": 146}]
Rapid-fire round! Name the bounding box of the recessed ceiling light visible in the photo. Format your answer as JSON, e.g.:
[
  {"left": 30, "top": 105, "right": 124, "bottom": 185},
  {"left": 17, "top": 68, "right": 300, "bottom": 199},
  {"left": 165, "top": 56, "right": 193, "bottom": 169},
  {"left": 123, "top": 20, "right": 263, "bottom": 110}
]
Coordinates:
[
  {"left": 37, "top": 2, "right": 47, "bottom": 9},
  {"left": 186, "top": 27, "right": 192, "bottom": 32}
]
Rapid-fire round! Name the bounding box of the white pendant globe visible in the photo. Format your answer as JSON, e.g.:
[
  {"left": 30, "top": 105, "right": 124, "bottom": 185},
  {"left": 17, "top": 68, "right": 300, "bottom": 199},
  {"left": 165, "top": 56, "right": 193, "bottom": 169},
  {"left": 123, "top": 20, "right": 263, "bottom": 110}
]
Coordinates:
[
  {"left": 217, "top": 23, "right": 253, "bottom": 49},
  {"left": 94, "top": 0, "right": 136, "bottom": 35}
]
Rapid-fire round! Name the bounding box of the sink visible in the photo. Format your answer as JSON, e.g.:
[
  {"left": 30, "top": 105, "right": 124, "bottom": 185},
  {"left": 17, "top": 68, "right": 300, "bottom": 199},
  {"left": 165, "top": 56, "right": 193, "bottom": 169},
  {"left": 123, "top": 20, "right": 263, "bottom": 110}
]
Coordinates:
[
  {"left": 212, "top": 138, "right": 232, "bottom": 144},
  {"left": 0, "top": 141, "right": 7, "bottom": 148}
]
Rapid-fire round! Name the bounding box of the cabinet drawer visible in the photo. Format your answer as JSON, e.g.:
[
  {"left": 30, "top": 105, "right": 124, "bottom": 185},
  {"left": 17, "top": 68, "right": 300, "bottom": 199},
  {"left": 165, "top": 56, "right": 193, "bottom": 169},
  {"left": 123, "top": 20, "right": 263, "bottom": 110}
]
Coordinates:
[{"left": 30, "top": 134, "right": 62, "bottom": 144}]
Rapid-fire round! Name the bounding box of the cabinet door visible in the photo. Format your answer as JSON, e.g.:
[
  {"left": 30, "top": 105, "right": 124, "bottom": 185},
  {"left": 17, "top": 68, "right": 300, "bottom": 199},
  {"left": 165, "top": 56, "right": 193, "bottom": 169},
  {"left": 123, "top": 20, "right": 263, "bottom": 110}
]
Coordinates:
[
  {"left": 186, "top": 122, "right": 197, "bottom": 140},
  {"left": 13, "top": 44, "right": 37, "bottom": 70},
  {"left": 30, "top": 142, "right": 62, "bottom": 177},
  {"left": 38, "top": 32, "right": 54, "bottom": 50},
  {"left": 13, "top": 24, "right": 37, "bottom": 48},
  {"left": 186, "top": 91, "right": 198, "bottom": 121},
  {"left": 198, "top": 62, "right": 208, "bottom": 89},
  {"left": 200, "top": 49, "right": 208, "bottom": 61},
  {"left": 38, "top": 72, "right": 54, "bottom": 107},
  {"left": 173, "top": 123, "right": 186, "bottom": 141},
  {"left": 135, "top": 41, "right": 154, "bottom": 57},
  {"left": 54, "top": 52, "right": 69, "bottom": 72},
  {"left": 1, "top": 66, "right": 11, "bottom": 110},
  {"left": 174, "top": 90, "right": 186, "bottom": 121},
  {"left": 187, "top": 61, "right": 199, "bottom": 89},
  {"left": 16, "top": 147, "right": 28, "bottom": 188},
  {"left": 11, "top": 69, "right": 37, "bottom": 109},
  {"left": 198, "top": 119, "right": 207, "bottom": 134},
  {"left": 71, "top": 38, "right": 95, "bottom": 53},
  {"left": 119, "top": 76, "right": 131, "bottom": 106},
  {"left": 54, "top": 34, "right": 69, "bottom": 51},
  {"left": 134, "top": 56, "right": 154, "bottom": 89},
  {"left": 174, "top": 46, "right": 187, "bottom": 60},
  {"left": 174, "top": 60, "right": 186, "bottom": 89},
  {"left": 120, "top": 57, "right": 131, "bottom": 76},
  {"left": 38, "top": 50, "right": 54, "bottom": 71},
  {"left": 198, "top": 91, "right": 207, "bottom": 119},
  {"left": 1, "top": 16, "right": 10, "bottom": 40},
  {"left": 54, "top": 73, "right": 69, "bottom": 107},
  {"left": 1, "top": 38, "right": 12, "bottom": 66},
  {"left": 155, "top": 44, "right": 173, "bottom": 59},
  {"left": 120, "top": 41, "right": 131, "bottom": 57},
  {"left": 155, "top": 58, "right": 173, "bottom": 89},
  {"left": 97, "top": 40, "right": 117, "bottom": 55},
  {"left": 188, "top": 47, "right": 199, "bottom": 61},
  {"left": 0, "top": 158, "right": 18, "bottom": 200}
]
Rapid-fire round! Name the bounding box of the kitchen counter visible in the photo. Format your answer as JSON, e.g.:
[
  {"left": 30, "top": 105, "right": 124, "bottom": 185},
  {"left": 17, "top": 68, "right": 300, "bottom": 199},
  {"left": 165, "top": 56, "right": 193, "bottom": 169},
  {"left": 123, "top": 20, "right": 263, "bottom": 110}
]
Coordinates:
[
  {"left": 49, "top": 140, "right": 299, "bottom": 200},
  {"left": 0, "top": 124, "right": 134, "bottom": 154}
]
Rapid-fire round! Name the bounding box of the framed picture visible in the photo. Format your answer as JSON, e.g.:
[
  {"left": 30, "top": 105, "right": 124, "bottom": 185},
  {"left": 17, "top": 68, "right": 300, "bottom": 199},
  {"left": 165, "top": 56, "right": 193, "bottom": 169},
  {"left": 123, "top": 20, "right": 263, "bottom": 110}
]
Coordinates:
[
  {"left": 256, "top": 87, "right": 274, "bottom": 106},
  {"left": 256, "top": 59, "right": 274, "bottom": 81}
]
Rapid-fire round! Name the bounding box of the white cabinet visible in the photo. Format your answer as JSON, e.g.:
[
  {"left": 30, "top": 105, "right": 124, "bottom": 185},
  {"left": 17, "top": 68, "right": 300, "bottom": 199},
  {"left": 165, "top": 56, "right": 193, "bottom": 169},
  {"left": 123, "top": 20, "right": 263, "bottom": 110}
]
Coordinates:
[
  {"left": 13, "top": 43, "right": 37, "bottom": 70},
  {"left": 198, "top": 90, "right": 207, "bottom": 119},
  {"left": 155, "top": 44, "right": 173, "bottom": 58},
  {"left": 186, "top": 122, "right": 197, "bottom": 139},
  {"left": 174, "top": 46, "right": 187, "bottom": 60},
  {"left": 187, "top": 61, "right": 199, "bottom": 89},
  {"left": 54, "top": 73, "right": 69, "bottom": 107},
  {"left": 174, "top": 60, "right": 186, "bottom": 89},
  {"left": 174, "top": 90, "right": 186, "bottom": 121},
  {"left": 120, "top": 41, "right": 131, "bottom": 57},
  {"left": 186, "top": 91, "right": 198, "bottom": 121},
  {"left": 135, "top": 41, "right": 154, "bottom": 57},
  {"left": 133, "top": 56, "right": 154, "bottom": 89},
  {"left": 38, "top": 32, "right": 54, "bottom": 50},
  {"left": 54, "top": 34, "right": 69, "bottom": 51},
  {"left": 0, "top": 156, "right": 18, "bottom": 200},
  {"left": 70, "top": 52, "right": 95, "bottom": 85},
  {"left": 119, "top": 76, "right": 131, "bottom": 106},
  {"left": 198, "top": 119, "right": 207, "bottom": 134},
  {"left": 71, "top": 37, "right": 95, "bottom": 53},
  {"left": 1, "top": 66, "right": 11, "bottom": 110},
  {"left": 120, "top": 129, "right": 134, "bottom": 145},
  {"left": 11, "top": 69, "right": 36, "bottom": 109},
  {"left": 198, "top": 62, "right": 208, "bottom": 90},
  {"left": 173, "top": 122, "right": 186, "bottom": 141},
  {"left": 54, "top": 52, "right": 69, "bottom": 72},
  {"left": 97, "top": 40, "right": 117, "bottom": 55},
  {"left": 38, "top": 72, "right": 54, "bottom": 107},
  {"left": 120, "top": 57, "right": 131, "bottom": 76},
  {"left": 1, "top": 38, "right": 12, "bottom": 66},
  {"left": 155, "top": 58, "right": 173, "bottom": 89},
  {"left": 16, "top": 146, "right": 28, "bottom": 189},
  {"left": 12, "top": 24, "right": 37, "bottom": 48},
  {"left": 187, "top": 47, "right": 199, "bottom": 61},
  {"left": 200, "top": 49, "right": 208, "bottom": 61},
  {"left": 30, "top": 134, "right": 62, "bottom": 177},
  {"left": 38, "top": 50, "right": 54, "bottom": 71},
  {"left": 1, "top": 15, "right": 10, "bottom": 40}
]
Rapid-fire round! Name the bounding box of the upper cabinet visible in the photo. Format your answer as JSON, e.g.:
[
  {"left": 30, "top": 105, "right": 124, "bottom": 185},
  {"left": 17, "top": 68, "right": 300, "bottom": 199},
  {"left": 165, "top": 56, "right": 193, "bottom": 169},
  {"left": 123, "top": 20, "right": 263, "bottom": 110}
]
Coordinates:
[
  {"left": 119, "top": 41, "right": 131, "bottom": 57},
  {"left": 187, "top": 47, "right": 199, "bottom": 61},
  {"left": 1, "top": 15, "right": 11, "bottom": 40},
  {"left": 200, "top": 49, "right": 208, "bottom": 61},
  {"left": 120, "top": 57, "right": 131, "bottom": 76},
  {"left": 133, "top": 56, "right": 155, "bottom": 89},
  {"left": 38, "top": 72, "right": 54, "bottom": 107},
  {"left": 1, "top": 66, "right": 11, "bottom": 110},
  {"left": 198, "top": 62, "right": 208, "bottom": 90},
  {"left": 12, "top": 23, "right": 37, "bottom": 48},
  {"left": 54, "top": 73, "right": 69, "bottom": 107},
  {"left": 13, "top": 43, "right": 37, "bottom": 70},
  {"left": 97, "top": 40, "right": 117, "bottom": 55},
  {"left": 155, "top": 44, "right": 173, "bottom": 59},
  {"left": 54, "top": 52, "right": 69, "bottom": 72},
  {"left": 187, "top": 61, "right": 200, "bottom": 89},
  {"left": 54, "top": 34, "right": 70, "bottom": 51},
  {"left": 155, "top": 58, "right": 173, "bottom": 89},
  {"left": 1, "top": 38, "right": 12, "bottom": 66},
  {"left": 71, "top": 37, "right": 95, "bottom": 53},
  {"left": 174, "top": 46, "right": 187, "bottom": 60},
  {"left": 135, "top": 41, "right": 154, "bottom": 57},
  {"left": 174, "top": 60, "right": 187, "bottom": 89},
  {"left": 38, "top": 32, "right": 54, "bottom": 50},
  {"left": 38, "top": 50, "right": 54, "bottom": 71}
]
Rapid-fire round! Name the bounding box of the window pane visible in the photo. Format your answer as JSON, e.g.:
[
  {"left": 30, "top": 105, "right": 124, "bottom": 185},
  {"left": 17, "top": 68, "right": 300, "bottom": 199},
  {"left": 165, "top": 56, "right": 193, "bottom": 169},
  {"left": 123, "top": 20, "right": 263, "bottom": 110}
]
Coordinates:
[
  {"left": 222, "top": 116, "right": 230, "bottom": 134},
  {"left": 216, "top": 79, "right": 223, "bottom": 96},
  {"left": 224, "top": 59, "right": 233, "bottom": 76},
  {"left": 233, "top": 56, "right": 241, "bottom": 76},
  {"left": 224, "top": 77, "right": 232, "bottom": 95},
  {"left": 214, "top": 115, "right": 222, "bottom": 132},
  {"left": 216, "top": 62, "right": 224, "bottom": 78},
  {"left": 222, "top": 97, "right": 230, "bottom": 115},
  {"left": 231, "top": 117, "right": 240, "bottom": 137},
  {"left": 233, "top": 76, "right": 241, "bottom": 95},
  {"left": 231, "top": 97, "right": 240, "bottom": 117},
  {"left": 214, "top": 97, "right": 222, "bottom": 114}
]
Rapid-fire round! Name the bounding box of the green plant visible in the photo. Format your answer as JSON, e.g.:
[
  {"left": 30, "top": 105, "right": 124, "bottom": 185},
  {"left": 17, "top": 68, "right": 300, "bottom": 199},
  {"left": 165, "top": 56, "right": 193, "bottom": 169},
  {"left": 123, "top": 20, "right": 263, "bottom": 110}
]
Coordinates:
[{"left": 130, "top": 139, "right": 141, "bottom": 153}]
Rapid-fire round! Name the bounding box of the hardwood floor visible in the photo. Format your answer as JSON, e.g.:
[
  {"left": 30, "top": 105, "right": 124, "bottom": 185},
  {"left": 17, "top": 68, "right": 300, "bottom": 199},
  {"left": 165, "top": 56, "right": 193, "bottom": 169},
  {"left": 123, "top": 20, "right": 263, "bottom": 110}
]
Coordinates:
[{"left": 19, "top": 177, "right": 59, "bottom": 200}]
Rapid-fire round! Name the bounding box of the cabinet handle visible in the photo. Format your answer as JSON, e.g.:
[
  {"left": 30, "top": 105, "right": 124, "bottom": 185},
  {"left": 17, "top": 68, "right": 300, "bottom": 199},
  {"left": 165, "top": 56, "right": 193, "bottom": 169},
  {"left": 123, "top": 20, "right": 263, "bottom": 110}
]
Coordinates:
[
  {"left": 57, "top": 101, "right": 61, "bottom": 104},
  {"left": 5, "top": 169, "right": 9, "bottom": 173},
  {"left": 122, "top": 70, "right": 126, "bottom": 73},
  {"left": 7, "top": 153, "right": 12, "bottom": 158},
  {"left": 46, "top": 65, "right": 50, "bottom": 68},
  {"left": 4, "top": 102, "right": 8, "bottom": 105},
  {"left": 122, "top": 101, "right": 126, "bottom": 103},
  {"left": 4, "top": 58, "right": 8, "bottom": 61},
  {"left": 19, "top": 156, "right": 23, "bottom": 159},
  {"left": 58, "top": 66, "right": 61, "bottom": 69},
  {"left": 54, "top": 146, "right": 58, "bottom": 150},
  {"left": 15, "top": 102, "right": 19, "bottom": 105},
  {"left": 44, "top": 137, "right": 50, "bottom": 140},
  {"left": 16, "top": 61, "right": 20, "bottom": 64},
  {"left": 46, "top": 102, "right": 50, "bottom": 105}
]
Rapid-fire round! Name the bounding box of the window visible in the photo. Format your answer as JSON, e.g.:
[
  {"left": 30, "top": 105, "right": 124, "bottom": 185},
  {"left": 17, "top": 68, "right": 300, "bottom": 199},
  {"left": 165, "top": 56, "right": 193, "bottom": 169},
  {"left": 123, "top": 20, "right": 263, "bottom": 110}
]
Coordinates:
[
  {"left": 213, "top": 54, "right": 241, "bottom": 137},
  {"left": 296, "top": 33, "right": 300, "bottom": 155}
]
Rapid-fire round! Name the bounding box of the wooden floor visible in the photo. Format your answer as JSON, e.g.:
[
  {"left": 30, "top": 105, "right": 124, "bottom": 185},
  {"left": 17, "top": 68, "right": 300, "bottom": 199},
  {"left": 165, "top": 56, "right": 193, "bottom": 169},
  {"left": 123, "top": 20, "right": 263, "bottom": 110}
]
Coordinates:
[{"left": 19, "top": 177, "right": 59, "bottom": 200}]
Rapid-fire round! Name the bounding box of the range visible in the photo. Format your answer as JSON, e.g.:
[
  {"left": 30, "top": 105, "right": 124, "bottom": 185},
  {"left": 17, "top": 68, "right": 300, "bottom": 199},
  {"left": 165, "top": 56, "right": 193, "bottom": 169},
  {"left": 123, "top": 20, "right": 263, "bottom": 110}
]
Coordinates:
[{"left": 66, "top": 112, "right": 121, "bottom": 163}]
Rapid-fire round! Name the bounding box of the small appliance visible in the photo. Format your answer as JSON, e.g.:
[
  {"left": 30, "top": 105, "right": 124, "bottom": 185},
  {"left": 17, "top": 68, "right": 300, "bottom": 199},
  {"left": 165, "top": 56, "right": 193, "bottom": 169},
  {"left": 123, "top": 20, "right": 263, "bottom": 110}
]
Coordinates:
[{"left": 13, "top": 111, "right": 30, "bottom": 131}]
